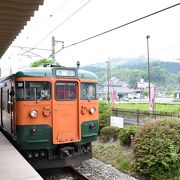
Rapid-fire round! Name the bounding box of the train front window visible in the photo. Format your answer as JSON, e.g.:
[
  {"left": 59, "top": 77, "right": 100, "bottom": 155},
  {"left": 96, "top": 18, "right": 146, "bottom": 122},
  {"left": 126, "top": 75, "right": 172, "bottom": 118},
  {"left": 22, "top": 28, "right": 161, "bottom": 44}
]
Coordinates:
[
  {"left": 16, "top": 81, "right": 51, "bottom": 101},
  {"left": 81, "top": 83, "right": 97, "bottom": 100},
  {"left": 55, "top": 82, "right": 76, "bottom": 101}
]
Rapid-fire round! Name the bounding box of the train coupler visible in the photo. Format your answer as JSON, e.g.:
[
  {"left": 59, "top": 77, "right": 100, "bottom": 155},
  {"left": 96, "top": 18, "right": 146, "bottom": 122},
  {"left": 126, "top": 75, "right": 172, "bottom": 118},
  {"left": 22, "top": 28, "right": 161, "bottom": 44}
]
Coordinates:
[{"left": 60, "top": 147, "right": 75, "bottom": 158}]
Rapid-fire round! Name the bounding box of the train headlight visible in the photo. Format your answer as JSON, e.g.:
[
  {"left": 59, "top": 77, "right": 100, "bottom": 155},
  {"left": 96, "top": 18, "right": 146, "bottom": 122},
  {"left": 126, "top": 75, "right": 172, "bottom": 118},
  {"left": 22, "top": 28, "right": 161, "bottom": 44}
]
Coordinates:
[
  {"left": 89, "top": 107, "right": 96, "bottom": 114},
  {"left": 30, "top": 109, "right": 38, "bottom": 118}
]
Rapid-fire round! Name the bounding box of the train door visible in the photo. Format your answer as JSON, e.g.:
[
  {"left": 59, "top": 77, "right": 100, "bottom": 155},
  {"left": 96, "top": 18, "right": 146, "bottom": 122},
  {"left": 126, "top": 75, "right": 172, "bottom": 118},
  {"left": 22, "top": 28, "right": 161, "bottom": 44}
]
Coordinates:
[
  {"left": 9, "top": 86, "right": 15, "bottom": 136},
  {"left": 0, "top": 88, "right": 3, "bottom": 127},
  {"left": 52, "top": 80, "right": 80, "bottom": 144}
]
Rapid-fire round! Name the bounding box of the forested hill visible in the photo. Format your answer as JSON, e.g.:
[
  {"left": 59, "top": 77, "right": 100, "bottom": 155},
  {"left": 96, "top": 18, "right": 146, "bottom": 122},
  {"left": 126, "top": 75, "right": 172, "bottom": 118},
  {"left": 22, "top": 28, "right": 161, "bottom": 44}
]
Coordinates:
[{"left": 82, "top": 57, "right": 180, "bottom": 74}]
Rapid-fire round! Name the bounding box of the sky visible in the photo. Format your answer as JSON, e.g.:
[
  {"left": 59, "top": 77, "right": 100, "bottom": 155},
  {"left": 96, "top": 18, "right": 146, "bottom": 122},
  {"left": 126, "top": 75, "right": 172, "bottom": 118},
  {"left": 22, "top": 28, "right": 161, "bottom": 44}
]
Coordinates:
[{"left": 1, "top": 0, "right": 180, "bottom": 76}]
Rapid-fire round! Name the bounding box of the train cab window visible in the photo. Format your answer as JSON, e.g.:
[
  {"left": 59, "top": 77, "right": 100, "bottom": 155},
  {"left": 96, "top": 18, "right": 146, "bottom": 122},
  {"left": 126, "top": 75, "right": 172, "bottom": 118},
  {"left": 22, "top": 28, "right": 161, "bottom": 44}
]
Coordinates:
[
  {"left": 81, "top": 83, "right": 97, "bottom": 100},
  {"left": 55, "top": 82, "right": 76, "bottom": 100},
  {"left": 16, "top": 81, "right": 51, "bottom": 101}
]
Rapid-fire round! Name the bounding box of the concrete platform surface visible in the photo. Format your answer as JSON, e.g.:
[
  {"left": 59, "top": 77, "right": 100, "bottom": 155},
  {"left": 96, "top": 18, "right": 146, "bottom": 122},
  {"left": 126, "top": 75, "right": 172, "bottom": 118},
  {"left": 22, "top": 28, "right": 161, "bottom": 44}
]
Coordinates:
[{"left": 0, "top": 131, "right": 43, "bottom": 180}]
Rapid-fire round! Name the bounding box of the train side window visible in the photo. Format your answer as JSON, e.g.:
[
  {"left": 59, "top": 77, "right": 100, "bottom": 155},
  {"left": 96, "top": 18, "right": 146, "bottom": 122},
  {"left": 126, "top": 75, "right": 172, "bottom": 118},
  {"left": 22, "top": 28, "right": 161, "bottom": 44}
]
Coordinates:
[
  {"left": 16, "top": 82, "right": 24, "bottom": 100},
  {"left": 55, "top": 82, "right": 76, "bottom": 101},
  {"left": 81, "top": 83, "right": 97, "bottom": 100},
  {"left": 2, "top": 89, "right": 7, "bottom": 111}
]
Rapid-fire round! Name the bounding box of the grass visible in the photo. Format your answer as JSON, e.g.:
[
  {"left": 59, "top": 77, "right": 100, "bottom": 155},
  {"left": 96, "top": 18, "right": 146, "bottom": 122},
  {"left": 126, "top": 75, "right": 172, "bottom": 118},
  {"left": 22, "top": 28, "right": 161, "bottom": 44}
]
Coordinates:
[
  {"left": 116, "top": 157, "right": 131, "bottom": 172},
  {"left": 92, "top": 139, "right": 134, "bottom": 175},
  {"left": 115, "top": 103, "right": 180, "bottom": 113}
]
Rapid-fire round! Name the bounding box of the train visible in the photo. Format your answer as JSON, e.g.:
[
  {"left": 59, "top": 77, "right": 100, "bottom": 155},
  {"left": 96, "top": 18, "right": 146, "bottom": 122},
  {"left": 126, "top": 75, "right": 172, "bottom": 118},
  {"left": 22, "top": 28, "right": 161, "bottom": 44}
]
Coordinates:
[{"left": 0, "top": 65, "right": 99, "bottom": 169}]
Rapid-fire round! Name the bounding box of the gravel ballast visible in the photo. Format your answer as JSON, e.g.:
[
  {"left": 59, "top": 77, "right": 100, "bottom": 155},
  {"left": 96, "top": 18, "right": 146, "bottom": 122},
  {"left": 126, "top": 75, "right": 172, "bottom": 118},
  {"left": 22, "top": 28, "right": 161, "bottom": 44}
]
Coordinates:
[{"left": 73, "top": 158, "right": 137, "bottom": 180}]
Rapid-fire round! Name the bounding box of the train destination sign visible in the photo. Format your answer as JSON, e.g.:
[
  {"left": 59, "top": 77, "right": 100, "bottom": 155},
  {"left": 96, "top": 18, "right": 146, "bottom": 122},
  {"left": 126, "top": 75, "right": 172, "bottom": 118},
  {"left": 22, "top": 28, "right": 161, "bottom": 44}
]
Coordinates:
[{"left": 55, "top": 69, "right": 76, "bottom": 77}]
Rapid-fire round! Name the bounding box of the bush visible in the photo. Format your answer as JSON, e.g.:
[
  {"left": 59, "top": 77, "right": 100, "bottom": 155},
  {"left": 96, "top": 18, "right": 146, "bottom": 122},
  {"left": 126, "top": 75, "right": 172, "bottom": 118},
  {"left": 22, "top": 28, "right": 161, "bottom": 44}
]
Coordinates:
[
  {"left": 100, "top": 126, "right": 120, "bottom": 143},
  {"left": 119, "top": 125, "right": 138, "bottom": 146},
  {"left": 132, "top": 119, "right": 180, "bottom": 180},
  {"left": 99, "top": 101, "right": 112, "bottom": 127}
]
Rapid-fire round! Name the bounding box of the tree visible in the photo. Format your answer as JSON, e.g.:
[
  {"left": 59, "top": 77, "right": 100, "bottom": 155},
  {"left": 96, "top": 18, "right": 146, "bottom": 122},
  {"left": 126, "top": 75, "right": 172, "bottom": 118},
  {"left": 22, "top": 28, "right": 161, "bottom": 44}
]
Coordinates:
[
  {"left": 129, "top": 70, "right": 146, "bottom": 87},
  {"left": 150, "top": 67, "right": 168, "bottom": 86},
  {"left": 99, "top": 101, "right": 112, "bottom": 127},
  {"left": 167, "top": 84, "right": 174, "bottom": 93},
  {"left": 177, "top": 71, "right": 180, "bottom": 87},
  {"left": 31, "top": 59, "right": 59, "bottom": 67},
  {"left": 91, "top": 64, "right": 177, "bottom": 90}
]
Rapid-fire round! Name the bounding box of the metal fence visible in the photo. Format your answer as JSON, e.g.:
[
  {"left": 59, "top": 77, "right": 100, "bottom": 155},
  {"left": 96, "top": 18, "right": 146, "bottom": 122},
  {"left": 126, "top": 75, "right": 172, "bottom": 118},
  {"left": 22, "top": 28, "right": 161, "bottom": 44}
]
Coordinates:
[{"left": 111, "top": 108, "right": 180, "bottom": 126}]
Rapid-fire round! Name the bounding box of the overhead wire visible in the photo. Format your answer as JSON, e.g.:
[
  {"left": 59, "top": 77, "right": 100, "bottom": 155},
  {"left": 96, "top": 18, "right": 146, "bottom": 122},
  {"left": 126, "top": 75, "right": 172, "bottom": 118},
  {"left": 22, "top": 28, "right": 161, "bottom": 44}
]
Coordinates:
[
  {"left": 18, "top": 47, "right": 47, "bottom": 59},
  {"left": 22, "top": 0, "right": 93, "bottom": 56},
  {"left": 12, "top": 46, "right": 51, "bottom": 51},
  {"left": 34, "top": 0, "right": 92, "bottom": 46},
  {"left": 25, "top": 0, "right": 70, "bottom": 40},
  {"left": 54, "top": 2, "right": 180, "bottom": 55}
]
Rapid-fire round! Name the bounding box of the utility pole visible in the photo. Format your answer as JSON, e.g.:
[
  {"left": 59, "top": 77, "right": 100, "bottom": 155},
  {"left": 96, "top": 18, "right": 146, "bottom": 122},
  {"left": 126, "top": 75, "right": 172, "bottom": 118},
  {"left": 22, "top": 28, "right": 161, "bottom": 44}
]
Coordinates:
[
  {"left": 109, "top": 57, "right": 112, "bottom": 101},
  {"left": 146, "top": 35, "right": 151, "bottom": 102},
  {"left": 146, "top": 35, "right": 155, "bottom": 115},
  {"left": 52, "top": 36, "right": 56, "bottom": 64},
  {"left": 106, "top": 59, "right": 111, "bottom": 103},
  {"left": 51, "top": 36, "right": 64, "bottom": 65}
]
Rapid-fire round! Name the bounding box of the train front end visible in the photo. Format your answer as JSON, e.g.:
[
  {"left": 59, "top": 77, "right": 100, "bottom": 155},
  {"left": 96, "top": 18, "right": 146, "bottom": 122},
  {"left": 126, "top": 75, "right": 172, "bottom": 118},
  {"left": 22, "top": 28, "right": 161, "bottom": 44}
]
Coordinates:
[{"left": 15, "top": 67, "right": 99, "bottom": 169}]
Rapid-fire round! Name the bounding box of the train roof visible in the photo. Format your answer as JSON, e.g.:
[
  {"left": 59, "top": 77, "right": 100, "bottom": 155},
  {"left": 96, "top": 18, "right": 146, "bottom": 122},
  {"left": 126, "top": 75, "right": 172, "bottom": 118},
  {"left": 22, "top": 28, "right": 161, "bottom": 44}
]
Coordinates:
[{"left": 14, "top": 67, "right": 97, "bottom": 80}]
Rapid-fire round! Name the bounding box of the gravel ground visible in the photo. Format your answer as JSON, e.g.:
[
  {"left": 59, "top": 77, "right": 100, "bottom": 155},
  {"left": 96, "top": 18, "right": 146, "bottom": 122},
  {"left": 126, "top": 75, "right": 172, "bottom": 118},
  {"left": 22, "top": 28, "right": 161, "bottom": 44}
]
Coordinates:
[{"left": 73, "top": 158, "right": 137, "bottom": 180}]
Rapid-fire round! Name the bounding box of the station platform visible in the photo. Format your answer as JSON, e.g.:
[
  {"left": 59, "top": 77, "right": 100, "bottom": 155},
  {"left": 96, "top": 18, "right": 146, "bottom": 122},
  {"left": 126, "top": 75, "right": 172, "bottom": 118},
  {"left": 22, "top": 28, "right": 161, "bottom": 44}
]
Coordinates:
[{"left": 0, "top": 131, "right": 43, "bottom": 180}]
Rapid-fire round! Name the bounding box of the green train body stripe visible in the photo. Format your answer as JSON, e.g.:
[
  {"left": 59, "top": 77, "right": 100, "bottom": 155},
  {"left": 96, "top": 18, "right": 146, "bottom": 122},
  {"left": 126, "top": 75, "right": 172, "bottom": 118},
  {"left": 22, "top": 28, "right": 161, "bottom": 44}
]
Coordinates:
[
  {"left": 80, "top": 120, "right": 99, "bottom": 144},
  {"left": 16, "top": 120, "right": 99, "bottom": 149},
  {"left": 16, "top": 124, "right": 53, "bottom": 150}
]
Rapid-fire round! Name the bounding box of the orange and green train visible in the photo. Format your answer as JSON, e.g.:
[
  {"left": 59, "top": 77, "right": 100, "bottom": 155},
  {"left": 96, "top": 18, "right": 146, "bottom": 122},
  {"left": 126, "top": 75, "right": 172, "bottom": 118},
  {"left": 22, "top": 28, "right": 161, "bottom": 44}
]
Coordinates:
[{"left": 0, "top": 66, "right": 99, "bottom": 169}]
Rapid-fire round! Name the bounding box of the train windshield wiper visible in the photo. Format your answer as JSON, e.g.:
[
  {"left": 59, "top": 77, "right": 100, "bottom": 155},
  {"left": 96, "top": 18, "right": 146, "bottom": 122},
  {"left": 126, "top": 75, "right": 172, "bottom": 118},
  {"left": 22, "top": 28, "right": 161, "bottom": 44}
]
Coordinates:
[
  {"left": 37, "top": 90, "right": 48, "bottom": 101},
  {"left": 87, "top": 96, "right": 91, "bottom": 102}
]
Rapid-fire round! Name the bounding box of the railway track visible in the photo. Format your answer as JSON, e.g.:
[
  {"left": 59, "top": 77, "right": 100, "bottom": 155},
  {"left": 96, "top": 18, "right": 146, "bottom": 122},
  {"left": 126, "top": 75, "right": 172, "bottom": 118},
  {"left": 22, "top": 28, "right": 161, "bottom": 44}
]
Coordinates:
[
  {"left": 37, "top": 166, "right": 90, "bottom": 180},
  {"left": 67, "top": 166, "right": 90, "bottom": 180}
]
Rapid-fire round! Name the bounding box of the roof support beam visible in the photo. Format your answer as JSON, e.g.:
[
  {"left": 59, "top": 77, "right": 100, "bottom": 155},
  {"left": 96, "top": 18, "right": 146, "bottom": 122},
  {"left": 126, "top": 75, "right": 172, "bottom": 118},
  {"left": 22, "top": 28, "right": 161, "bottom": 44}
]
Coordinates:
[{"left": 0, "top": 0, "right": 44, "bottom": 58}]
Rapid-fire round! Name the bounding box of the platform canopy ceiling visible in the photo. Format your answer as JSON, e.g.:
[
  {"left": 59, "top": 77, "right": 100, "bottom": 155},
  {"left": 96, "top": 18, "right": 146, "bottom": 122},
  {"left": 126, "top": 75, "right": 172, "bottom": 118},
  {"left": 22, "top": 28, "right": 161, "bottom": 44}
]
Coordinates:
[{"left": 0, "top": 0, "right": 44, "bottom": 58}]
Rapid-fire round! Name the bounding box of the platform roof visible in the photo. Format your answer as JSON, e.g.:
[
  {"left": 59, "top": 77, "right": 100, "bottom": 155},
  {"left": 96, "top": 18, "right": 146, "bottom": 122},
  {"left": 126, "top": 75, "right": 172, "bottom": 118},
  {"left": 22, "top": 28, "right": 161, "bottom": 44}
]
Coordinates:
[{"left": 0, "top": 0, "right": 44, "bottom": 58}]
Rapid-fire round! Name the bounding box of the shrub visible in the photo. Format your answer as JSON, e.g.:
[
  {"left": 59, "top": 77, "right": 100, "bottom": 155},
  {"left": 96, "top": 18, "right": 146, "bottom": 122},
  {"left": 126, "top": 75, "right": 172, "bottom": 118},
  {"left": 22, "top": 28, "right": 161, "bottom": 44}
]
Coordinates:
[
  {"left": 100, "top": 126, "right": 120, "bottom": 143},
  {"left": 132, "top": 119, "right": 180, "bottom": 180},
  {"left": 99, "top": 100, "right": 112, "bottom": 127},
  {"left": 119, "top": 125, "right": 138, "bottom": 146}
]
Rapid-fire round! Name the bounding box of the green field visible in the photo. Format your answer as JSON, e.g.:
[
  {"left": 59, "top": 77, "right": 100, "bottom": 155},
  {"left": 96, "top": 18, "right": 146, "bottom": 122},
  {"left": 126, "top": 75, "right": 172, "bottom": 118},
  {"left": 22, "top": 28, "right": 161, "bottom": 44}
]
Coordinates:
[{"left": 115, "top": 103, "right": 180, "bottom": 113}]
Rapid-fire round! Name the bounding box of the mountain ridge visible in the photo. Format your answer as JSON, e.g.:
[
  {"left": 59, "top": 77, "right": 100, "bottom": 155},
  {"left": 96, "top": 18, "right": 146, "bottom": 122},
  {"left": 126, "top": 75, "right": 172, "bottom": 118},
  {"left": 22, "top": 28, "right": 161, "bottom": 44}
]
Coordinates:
[{"left": 82, "top": 57, "right": 180, "bottom": 74}]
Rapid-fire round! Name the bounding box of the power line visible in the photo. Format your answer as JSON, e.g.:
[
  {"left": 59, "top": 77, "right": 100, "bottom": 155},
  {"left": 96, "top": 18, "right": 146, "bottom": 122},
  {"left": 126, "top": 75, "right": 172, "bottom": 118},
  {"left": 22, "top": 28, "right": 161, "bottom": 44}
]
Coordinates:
[
  {"left": 35, "top": 0, "right": 92, "bottom": 46},
  {"left": 25, "top": 0, "right": 70, "bottom": 40},
  {"left": 19, "top": 47, "right": 47, "bottom": 59},
  {"left": 12, "top": 46, "right": 51, "bottom": 51},
  {"left": 54, "top": 2, "right": 180, "bottom": 55},
  {"left": 22, "top": 0, "right": 92, "bottom": 56}
]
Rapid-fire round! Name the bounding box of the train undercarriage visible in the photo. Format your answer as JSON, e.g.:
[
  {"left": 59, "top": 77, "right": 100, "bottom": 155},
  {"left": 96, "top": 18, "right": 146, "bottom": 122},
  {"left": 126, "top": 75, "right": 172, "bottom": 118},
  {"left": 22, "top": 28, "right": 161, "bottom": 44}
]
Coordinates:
[{"left": 23, "top": 143, "right": 92, "bottom": 169}]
